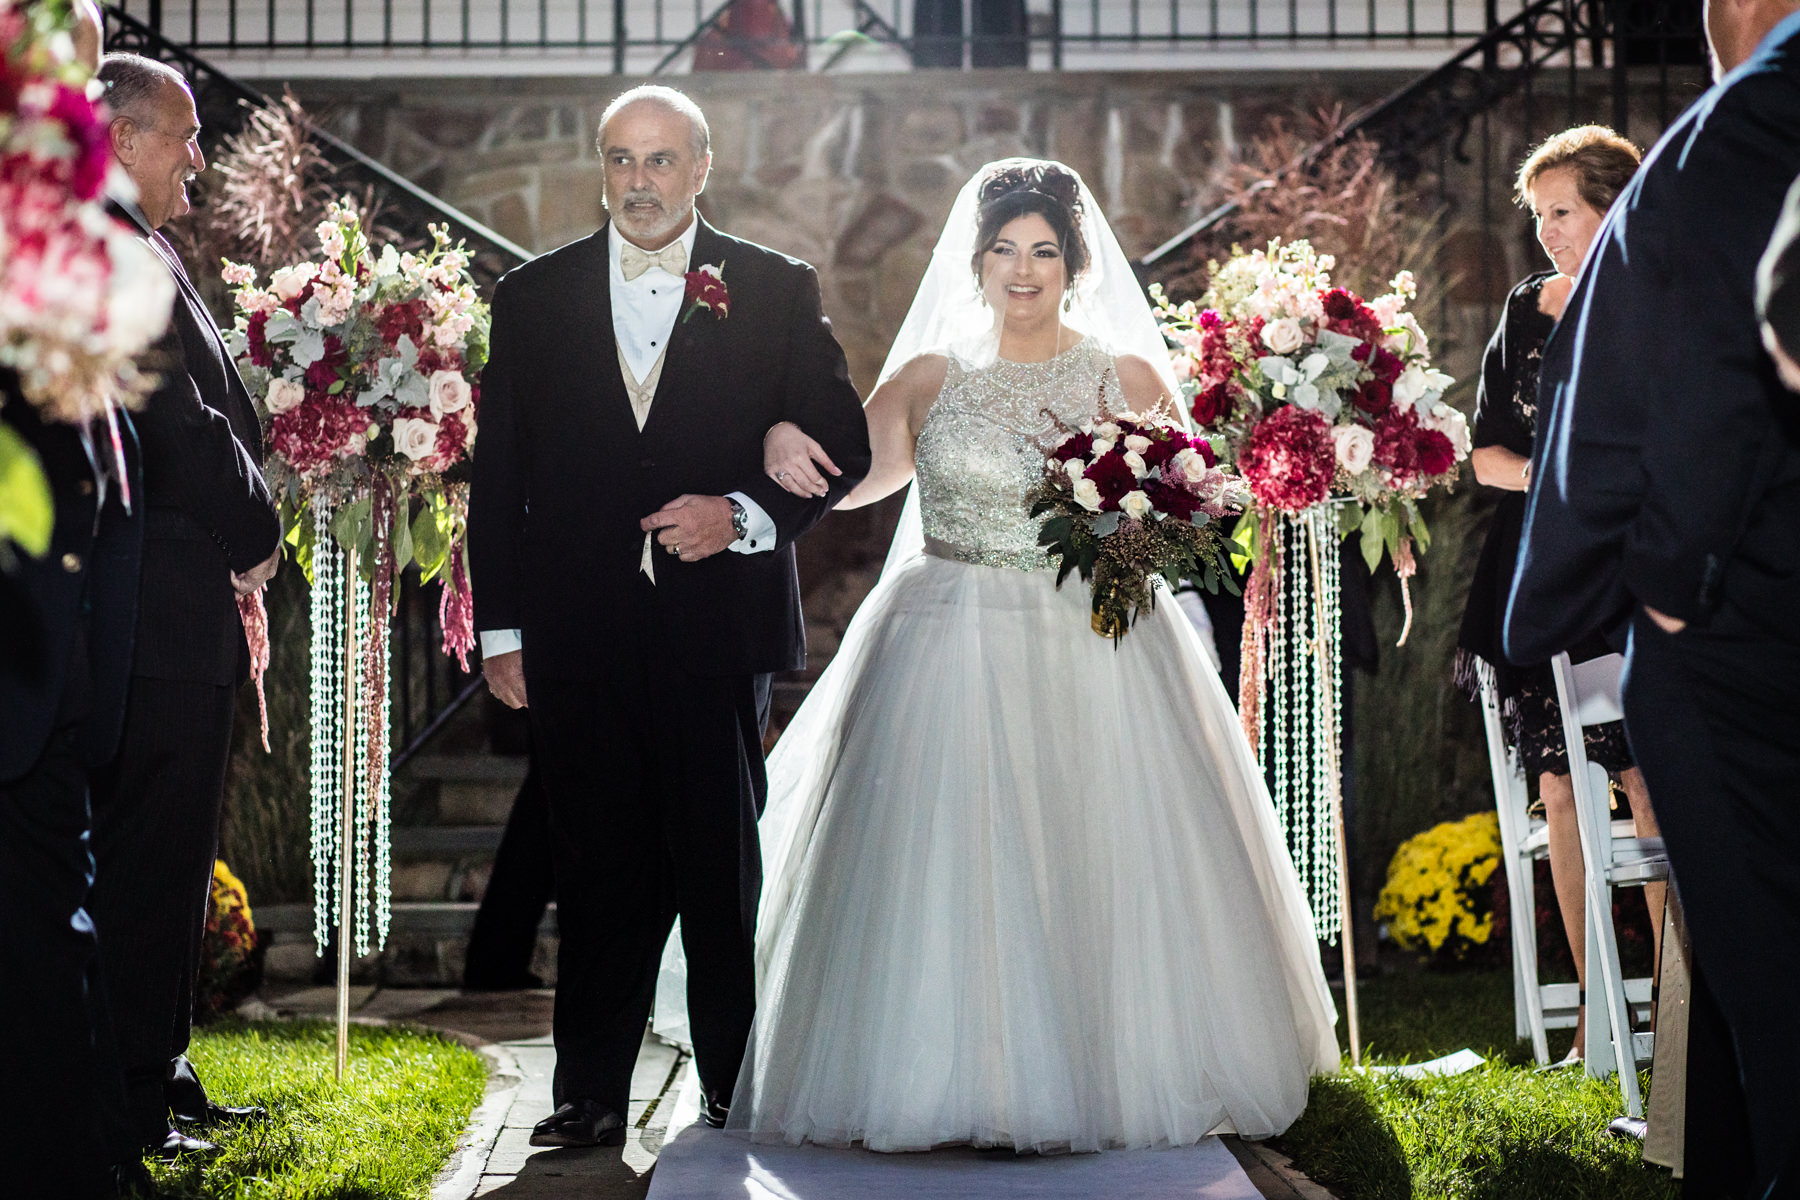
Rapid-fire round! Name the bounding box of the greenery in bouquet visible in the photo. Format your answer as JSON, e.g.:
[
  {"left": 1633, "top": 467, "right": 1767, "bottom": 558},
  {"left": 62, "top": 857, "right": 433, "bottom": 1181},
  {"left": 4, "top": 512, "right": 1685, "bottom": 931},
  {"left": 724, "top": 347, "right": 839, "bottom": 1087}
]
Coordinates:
[
  {"left": 0, "top": 0, "right": 174, "bottom": 561},
  {"left": 223, "top": 198, "right": 488, "bottom": 665},
  {"left": 1152, "top": 238, "right": 1467, "bottom": 578},
  {"left": 1029, "top": 402, "right": 1245, "bottom": 642},
  {"left": 1373, "top": 811, "right": 1502, "bottom": 963}
]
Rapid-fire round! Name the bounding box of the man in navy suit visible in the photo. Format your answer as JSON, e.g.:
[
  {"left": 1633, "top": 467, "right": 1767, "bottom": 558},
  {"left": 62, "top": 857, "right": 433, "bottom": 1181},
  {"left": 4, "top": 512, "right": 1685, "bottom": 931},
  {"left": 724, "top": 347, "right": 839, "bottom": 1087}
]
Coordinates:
[{"left": 1507, "top": 0, "right": 1800, "bottom": 1193}]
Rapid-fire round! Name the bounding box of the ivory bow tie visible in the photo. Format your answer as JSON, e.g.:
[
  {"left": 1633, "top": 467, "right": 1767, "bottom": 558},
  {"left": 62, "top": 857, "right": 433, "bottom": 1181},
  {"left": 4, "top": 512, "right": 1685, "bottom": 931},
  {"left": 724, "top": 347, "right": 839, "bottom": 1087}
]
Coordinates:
[{"left": 620, "top": 241, "right": 688, "bottom": 281}]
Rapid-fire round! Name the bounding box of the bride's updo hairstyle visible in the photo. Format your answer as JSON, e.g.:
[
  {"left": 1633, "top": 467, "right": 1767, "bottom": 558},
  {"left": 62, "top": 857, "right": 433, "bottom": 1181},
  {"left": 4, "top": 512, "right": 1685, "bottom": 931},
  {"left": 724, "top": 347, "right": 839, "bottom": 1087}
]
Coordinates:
[{"left": 970, "top": 163, "right": 1090, "bottom": 288}]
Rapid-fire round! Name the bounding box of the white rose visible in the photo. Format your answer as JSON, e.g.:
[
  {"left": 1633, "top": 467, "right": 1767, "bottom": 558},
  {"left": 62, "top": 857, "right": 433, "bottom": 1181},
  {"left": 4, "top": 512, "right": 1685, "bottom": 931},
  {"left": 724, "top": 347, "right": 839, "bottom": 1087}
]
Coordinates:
[
  {"left": 391, "top": 416, "right": 440, "bottom": 461},
  {"left": 1063, "top": 458, "right": 1086, "bottom": 482},
  {"left": 1123, "top": 450, "right": 1148, "bottom": 479},
  {"left": 1261, "top": 316, "right": 1306, "bottom": 355},
  {"left": 1072, "top": 478, "right": 1103, "bottom": 512},
  {"left": 428, "top": 369, "right": 472, "bottom": 417},
  {"left": 269, "top": 262, "right": 318, "bottom": 302},
  {"left": 1090, "top": 437, "right": 1115, "bottom": 457},
  {"left": 1094, "top": 422, "right": 1121, "bottom": 441},
  {"left": 1121, "top": 490, "right": 1153, "bottom": 521},
  {"left": 1171, "top": 447, "right": 1210, "bottom": 484},
  {"left": 1123, "top": 434, "right": 1152, "bottom": 454},
  {"left": 1333, "top": 424, "right": 1376, "bottom": 474},
  {"left": 265, "top": 376, "right": 305, "bottom": 415}
]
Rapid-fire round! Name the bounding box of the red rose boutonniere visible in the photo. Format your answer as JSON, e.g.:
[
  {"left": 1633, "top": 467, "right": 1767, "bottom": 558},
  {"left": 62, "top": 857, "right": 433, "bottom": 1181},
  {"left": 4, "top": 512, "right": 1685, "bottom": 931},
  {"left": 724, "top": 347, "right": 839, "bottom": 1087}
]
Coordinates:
[{"left": 683, "top": 262, "right": 730, "bottom": 322}]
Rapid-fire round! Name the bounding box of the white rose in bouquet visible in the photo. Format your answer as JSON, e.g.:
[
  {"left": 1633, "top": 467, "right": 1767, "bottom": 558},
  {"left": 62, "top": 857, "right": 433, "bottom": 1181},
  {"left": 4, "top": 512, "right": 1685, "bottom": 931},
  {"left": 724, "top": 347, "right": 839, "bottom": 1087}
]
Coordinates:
[
  {"left": 392, "top": 415, "right": 441, "bottom": 461},
  {"left": 1121, "top": 490, "right": 1153, "bottom": 521},
  {"left": 265, "top": 376, "right": 305, "bottom": 415},
  {"left": 1123, "top": 450, "right": 1148, "bottom": 479},
  {"left": 1123, "top": 434, "right": 1152, "bottom": 454},
  {"left": 428, "top": 369, "right": 472, "bottom": 417},
  {"left": 269, "top": 262, "right": 318, "bottom": 302},
  {"left": 1072, "top": 478, "right": 1103, "bottom": 512},
  {"left": 1064, "top": 457, "right": 1087, "bottom": 482},
  {"left": 1261, "top": 316, "right": 1306, "bottom": 355},
  {"left": 1333, "top": 423, "right": 1376, "bottom": 474},
  {"left": 1172, "top": 447, "right": 1212, "bottom": 485}
]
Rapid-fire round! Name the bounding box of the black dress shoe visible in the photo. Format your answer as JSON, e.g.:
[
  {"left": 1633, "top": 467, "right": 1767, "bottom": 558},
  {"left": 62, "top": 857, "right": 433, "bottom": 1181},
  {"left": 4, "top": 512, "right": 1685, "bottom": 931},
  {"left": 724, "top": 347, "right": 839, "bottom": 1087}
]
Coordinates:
[
  {"left": 147, "top": 1127, "right": 220, "bottom": 1161},
  {"left": 529, "top": 1099, "right": 627, "bottom": 1147},
  {"left": 173, "top": 1099, "right": 269, "bottom": 1128},
  {"left": 700, "top": 1089, "right": 730, "bottom": 1130}
]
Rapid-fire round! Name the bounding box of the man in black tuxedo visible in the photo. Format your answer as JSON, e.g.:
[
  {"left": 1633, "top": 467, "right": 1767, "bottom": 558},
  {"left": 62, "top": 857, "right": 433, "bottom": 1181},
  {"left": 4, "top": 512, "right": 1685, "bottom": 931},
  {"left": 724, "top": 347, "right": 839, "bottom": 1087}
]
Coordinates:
[
  {"left": 1506, "top": 1, "right": 1800, "bottom": 1193},
  {"left": 88, "top": 53, "right": 283, "bottom": 1158},
  {"left": 469, "top": 84, "right": 870, "bottom": 1146},
  {"left": 1, "top": 384, "right": 146, "bottom": 1198}
]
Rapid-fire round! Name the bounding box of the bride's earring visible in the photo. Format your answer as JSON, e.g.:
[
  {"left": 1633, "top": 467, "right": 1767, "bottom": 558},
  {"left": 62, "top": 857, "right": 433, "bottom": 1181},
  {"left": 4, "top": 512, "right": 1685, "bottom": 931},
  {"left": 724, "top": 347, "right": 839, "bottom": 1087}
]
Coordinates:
[{"left": 1062, "top": 291, "right": 1073, "bottom": 313}]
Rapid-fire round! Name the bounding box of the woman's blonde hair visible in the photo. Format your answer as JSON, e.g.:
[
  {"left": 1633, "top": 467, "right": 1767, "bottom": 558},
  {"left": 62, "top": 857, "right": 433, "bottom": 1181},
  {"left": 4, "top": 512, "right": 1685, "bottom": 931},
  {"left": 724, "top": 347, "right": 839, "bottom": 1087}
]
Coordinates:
[{"left": 1515, "top": 125, "right": 1643, "bottom": 213}]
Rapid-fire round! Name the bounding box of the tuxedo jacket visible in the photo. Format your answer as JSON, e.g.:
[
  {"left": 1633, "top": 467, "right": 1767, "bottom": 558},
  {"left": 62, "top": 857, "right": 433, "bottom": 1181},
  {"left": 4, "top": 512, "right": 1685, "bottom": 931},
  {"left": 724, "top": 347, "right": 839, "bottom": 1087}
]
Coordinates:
[
  {"left": 468, "top": 217, "right": 872, "bottom": 680},
  {"left": 112, "top": 203, "right": 282, "bottom": 686},
  {"left": 0, "top": 388, "right": 143, "bottom": 782},
  {"left": 1506, "top": 13, "right": 1800, "bottom": 662}
]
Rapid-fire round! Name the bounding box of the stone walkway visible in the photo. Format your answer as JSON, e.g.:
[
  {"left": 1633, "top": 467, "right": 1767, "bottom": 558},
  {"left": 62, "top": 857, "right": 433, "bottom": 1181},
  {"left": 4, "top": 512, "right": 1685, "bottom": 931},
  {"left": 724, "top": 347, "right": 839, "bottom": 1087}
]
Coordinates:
[{"left": 259, "top": 985, "right": 1332, "bottom": 1200}]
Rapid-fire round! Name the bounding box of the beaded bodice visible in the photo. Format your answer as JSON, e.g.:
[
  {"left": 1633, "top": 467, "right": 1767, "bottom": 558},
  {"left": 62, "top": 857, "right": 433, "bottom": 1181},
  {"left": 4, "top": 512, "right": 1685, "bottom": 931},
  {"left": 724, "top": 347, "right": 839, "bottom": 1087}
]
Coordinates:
[{"left": 913, "top": 337, "right": 1116, "bottom": 572}]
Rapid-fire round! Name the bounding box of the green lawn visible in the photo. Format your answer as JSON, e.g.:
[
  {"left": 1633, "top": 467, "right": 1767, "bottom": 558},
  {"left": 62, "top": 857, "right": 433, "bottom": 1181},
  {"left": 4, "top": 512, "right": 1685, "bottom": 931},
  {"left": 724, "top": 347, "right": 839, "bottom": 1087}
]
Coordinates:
[
  {"left": 147, "top": 1020, "right": 488, "bottom": 1199},
  {"left": 1281, "top": 968, "right": 1677, "bottom": 1200}
]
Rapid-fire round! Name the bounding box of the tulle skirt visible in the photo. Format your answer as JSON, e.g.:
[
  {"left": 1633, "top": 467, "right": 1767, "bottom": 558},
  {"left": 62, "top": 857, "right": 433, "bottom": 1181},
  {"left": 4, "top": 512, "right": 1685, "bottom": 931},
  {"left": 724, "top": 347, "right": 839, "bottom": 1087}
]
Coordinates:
[{"left": 712, "top": 549, "right": 1339, "bottom": 1152}]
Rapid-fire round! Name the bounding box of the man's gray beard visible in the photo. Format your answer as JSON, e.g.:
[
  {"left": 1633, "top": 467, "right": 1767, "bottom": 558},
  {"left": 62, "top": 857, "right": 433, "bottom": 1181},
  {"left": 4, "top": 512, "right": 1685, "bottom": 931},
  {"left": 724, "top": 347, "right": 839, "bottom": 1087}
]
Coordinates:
[{"left": 611, "top": 196, "right": 694, "bottom": 244}]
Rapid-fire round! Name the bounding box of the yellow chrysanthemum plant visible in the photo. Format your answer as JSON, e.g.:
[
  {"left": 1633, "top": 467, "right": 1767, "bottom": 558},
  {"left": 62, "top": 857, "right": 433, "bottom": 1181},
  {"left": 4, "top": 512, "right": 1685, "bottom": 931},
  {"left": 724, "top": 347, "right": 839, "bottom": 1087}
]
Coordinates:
[{"left": 1373, "top": 812, "right": 1502, "bottom": 962}]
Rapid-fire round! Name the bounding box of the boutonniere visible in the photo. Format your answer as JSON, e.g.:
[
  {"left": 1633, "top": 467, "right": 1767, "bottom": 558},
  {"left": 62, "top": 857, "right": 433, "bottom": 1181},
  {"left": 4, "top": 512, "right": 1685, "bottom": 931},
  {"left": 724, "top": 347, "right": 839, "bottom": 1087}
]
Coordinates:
[{"left": 682, "top": 262, "right": 730, "bottom": 322}]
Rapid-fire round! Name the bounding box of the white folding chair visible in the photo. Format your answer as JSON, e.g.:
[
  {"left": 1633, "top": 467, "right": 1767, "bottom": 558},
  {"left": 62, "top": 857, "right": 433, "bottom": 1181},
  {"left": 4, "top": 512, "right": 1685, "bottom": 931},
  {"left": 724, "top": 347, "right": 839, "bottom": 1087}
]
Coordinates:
[
  {"left": 1480, "top": 660, "right": 1576, "bottom": 1064},
  {"left": 1552, "top": 650, "right": 1668, "bottom": 1118}
]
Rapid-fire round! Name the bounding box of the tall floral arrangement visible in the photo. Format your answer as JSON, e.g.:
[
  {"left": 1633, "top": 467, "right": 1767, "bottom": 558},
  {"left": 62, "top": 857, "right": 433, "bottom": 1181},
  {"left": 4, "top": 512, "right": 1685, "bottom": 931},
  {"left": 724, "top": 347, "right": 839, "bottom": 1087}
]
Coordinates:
[
  {"left": 224, "top": 198, "right": 485, "bottom": 664},
  {"left": 1154, "top": 238, "right": 1467, "bottom": 576},
  {"left": 223, "top": 199, "right": 488, "bottom": 964},
  {"left": 0, "top": 0, "right": 175, "bottom": 560}
]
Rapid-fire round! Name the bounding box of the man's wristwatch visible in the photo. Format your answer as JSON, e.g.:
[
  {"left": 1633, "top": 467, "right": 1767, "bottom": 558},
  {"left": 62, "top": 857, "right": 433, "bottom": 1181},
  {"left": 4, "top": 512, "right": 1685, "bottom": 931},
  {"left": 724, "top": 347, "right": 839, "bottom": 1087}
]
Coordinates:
[{"left": 727, "top": 497, "right": 749, "bottom": 543}]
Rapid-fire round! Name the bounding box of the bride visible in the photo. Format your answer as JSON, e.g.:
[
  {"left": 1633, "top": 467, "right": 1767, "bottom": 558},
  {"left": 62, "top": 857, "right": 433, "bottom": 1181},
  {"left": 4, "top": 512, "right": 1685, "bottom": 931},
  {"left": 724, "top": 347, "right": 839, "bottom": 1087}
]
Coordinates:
[{"left": 670, "top": 160, "right": 1339, "bottom": 1153}]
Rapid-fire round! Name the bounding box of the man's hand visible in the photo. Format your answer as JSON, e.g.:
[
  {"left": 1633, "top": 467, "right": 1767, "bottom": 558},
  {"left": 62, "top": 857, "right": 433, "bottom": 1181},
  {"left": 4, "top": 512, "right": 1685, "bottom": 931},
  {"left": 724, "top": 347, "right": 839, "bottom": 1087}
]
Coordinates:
[
  {"left": 1644, "top": 604, "right": 1688, "bottom": 635},
  {"left": 231, "top": 546, "right": 281, "bottom": 597},
  {"left": 485, "top": 649, "right": 528, "bottom": 709},
  {"left": 641, "top": 495, "right": 736, "bottom": 563}
]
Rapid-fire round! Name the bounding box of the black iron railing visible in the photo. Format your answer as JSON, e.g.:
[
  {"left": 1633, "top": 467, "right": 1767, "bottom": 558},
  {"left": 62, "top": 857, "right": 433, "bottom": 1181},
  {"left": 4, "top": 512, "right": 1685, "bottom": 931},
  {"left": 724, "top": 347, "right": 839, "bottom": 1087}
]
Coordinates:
[
  {"left": 105, "top": 5, "right": 532, "bottom": 288},
  {"left": 114, "top": 0, "right": 1527, "bottom": 71},
  {"left": 1140, "top": 0, "right": 1705, "bottom": 305}
]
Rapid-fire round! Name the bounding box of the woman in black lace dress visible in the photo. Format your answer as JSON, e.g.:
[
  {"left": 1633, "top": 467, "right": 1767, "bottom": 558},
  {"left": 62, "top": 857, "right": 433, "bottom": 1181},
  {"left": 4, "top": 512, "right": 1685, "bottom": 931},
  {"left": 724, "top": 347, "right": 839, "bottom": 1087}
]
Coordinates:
[{"left": 1455, "top": 126, "right": 1662, "bottom": 1061}]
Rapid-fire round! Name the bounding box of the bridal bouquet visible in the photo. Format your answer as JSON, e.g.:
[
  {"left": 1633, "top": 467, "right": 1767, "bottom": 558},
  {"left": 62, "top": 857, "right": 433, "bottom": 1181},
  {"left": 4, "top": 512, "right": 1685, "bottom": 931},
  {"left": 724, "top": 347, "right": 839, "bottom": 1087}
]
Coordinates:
[
  {"left": 1152, "top": 239, "right": 1467, "bottom": 575},
  {"left": 224, "top": 199, "right": 488, "bottom": 665},
  {"left": 1, "top": 0, "right": 175, "bottom": 558},
  {"left": 1028, "top": 405, "right": 1244, "bottom": 642}
]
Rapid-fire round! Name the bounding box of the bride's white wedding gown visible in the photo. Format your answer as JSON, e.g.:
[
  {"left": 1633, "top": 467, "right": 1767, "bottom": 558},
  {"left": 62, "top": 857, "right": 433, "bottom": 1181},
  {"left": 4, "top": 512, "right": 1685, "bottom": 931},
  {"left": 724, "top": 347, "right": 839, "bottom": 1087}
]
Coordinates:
[{"left": 718, "top": 336, "right": 1339, "bottom": 1152}]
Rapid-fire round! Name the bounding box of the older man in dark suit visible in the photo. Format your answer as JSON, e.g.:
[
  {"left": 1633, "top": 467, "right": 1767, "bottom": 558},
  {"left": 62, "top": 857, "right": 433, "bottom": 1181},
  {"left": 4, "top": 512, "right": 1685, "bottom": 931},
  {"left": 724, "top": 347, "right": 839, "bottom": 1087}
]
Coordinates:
[
  {"left": 1506, "top": 1, "right": 1800, "bottom": 1194},
  {"left": 89, "top": 53, "right": 283, "bottom": 1160},
  {"left": 470, "top": 84, "right": 870, "bottom": 1148}
]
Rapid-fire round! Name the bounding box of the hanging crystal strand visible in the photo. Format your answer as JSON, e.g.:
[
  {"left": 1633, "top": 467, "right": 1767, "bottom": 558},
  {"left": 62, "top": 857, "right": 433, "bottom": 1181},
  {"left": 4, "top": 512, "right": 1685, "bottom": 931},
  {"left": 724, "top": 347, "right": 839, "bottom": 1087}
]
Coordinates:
[
  {"left": 308, "top": 503, "right": 341, "bottom": 957},
  {"left": 351, "top": 566, "right": 374, "bottom": 958},
  {"left": 1307, "top": 505, "right": 1341, "bottom": 943},
  {"left": 1322, "top": 504, "right": 1346, "bottom": 943},
  {"left": 372, "top": 598, "right": 393, "bottom": 952},
  {"left": 1269, "top": 520, "right": 1290, "bottom": 843}
]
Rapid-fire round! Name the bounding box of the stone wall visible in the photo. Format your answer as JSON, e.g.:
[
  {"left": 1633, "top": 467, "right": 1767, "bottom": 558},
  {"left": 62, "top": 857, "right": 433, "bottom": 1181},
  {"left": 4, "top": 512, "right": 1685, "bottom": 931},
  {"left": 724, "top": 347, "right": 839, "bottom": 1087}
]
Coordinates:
[{"left": 298, "top": 70, "right": 1426, "bottom": 392}]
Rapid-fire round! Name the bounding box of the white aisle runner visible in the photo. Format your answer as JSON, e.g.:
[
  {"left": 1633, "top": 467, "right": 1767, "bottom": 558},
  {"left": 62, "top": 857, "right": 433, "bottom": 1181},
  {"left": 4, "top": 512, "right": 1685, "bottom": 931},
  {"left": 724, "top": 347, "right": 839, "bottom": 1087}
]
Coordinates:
[{"left": 646, "top": 1068, "right": 1265, "bottom": 1200}]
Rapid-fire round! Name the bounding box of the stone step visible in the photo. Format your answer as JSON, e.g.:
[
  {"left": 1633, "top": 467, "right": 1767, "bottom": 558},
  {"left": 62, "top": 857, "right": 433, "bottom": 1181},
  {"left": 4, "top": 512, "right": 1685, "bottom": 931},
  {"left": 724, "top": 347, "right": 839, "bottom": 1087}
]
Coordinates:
[
  {"left": 393, "top": 824, "right": 506, "bottom": 856},
  {"left": 257, "top": 901, "right": 560, "bottom": 986},
  {"left": 404, "top": 753, "right": 530, "bottom": 782}
]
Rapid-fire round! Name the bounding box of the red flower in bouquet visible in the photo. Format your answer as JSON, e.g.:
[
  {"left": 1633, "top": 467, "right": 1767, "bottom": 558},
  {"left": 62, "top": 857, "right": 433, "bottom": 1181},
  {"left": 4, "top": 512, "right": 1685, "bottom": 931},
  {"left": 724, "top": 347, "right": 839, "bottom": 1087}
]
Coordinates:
[
  {"left": 1373, "top": 407, "right": 1456, "bottom": 488},
  {"left": 683, "top": 263, "right": 730, "bottom": 322},
  {"left": 1238, "top": 405, "right": 1335, "bottom": 513},
  {"left": 269, "top": 391, "right": 368, "bottom": 476},
  {"left": 1190, "top": 381, "right": 1235, "bottom": 427},
  {"left": 1083, "top": 449, "right": 1140, "bottom": 509}
]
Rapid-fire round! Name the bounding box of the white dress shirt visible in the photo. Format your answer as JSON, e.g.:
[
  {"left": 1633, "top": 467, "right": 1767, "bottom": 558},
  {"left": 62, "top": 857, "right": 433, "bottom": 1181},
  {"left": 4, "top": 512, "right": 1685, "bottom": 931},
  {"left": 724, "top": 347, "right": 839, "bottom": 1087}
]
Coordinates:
[{"left": 479, "top": 218, "right": 776, "bottom": 660}]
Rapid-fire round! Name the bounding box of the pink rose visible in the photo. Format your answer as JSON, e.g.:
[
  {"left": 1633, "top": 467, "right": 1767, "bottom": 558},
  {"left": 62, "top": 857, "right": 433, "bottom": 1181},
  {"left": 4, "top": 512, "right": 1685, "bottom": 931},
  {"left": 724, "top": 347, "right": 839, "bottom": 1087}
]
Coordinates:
[{"left": 428, "top": 369, "right": 472, "bottom": 417}]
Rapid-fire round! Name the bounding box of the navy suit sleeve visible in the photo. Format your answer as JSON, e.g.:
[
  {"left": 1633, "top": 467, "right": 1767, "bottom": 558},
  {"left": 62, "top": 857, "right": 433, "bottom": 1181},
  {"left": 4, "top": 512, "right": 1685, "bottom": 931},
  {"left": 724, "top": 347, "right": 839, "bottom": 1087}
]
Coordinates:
[
  {"left": 1621, "top": 85, "right": 1800, "bottom": 622},
  {"left": 135, "top": 326, "right": 281, "bottom": 573},
  {"left": 468, "top": 273, "right": 526, "bottom": 634},
  {"left": 735, "top": 265, "right": 872, "bottom": 549}
]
